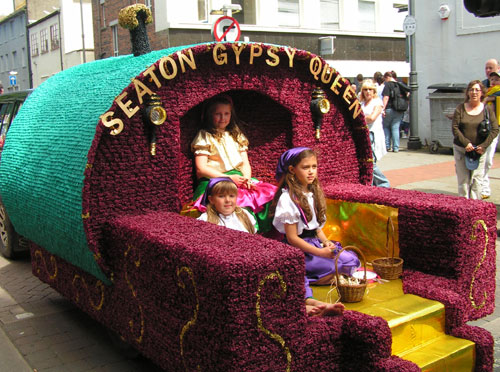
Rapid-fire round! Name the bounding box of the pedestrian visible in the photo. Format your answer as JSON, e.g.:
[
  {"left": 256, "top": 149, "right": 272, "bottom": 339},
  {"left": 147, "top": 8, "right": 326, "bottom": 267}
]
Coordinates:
[
  {"left": 355, "top": 73, "right": 364, "bottom": 95},
  {"left": 381, "top": 71, "right": 408, "bottom": 152},
  {"left": 480, "top": 71, "right": 500, "bottom": 199},
  {"left": 373, "top": 71, "right": 384, "bottom": 100},
  {"left": 0, "top": 83, "right": 4, "bottom": 95},
  {"left": 359, "top": 79, "right": 390, "bottom": 187},
  {"left": 482, "top": 59, "right": 499, "bottom": 89},
  {"left": 271, "top": 147, "right": 360, "bottom": 312},
  {"left": 451, "top": 80, "right": 498, "bottom": 199}
]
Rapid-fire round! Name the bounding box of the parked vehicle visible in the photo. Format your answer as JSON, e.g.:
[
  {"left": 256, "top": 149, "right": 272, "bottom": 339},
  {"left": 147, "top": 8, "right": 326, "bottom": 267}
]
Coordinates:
[{"left": 0, "top": 90, "right": 32, "bottom": 258}]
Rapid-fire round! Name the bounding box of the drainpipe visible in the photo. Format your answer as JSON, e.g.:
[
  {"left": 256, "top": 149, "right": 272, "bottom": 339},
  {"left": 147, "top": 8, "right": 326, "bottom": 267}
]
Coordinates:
[
  {"left": 80, "top": 0, "right": 86, "bottom": 63},
  {"left": 407, "top": 0, "right": 422, "bottom": 150}
]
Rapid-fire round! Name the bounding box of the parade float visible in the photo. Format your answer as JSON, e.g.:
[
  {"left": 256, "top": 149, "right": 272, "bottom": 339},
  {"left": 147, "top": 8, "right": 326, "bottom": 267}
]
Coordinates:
[{"left": 0, "top": 5, "right": 496, "bottom": 372}]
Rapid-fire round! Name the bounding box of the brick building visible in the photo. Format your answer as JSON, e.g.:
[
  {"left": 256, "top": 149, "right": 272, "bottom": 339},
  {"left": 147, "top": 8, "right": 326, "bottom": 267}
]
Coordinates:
[{"left": 92, "top": 0, "right": 409, "bottom": 80}]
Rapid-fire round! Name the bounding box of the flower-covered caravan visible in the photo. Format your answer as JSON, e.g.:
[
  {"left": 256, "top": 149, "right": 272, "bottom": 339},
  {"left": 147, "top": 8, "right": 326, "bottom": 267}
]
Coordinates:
[{"left": 0, "top": 6, "right": 496, "bottom": 372}]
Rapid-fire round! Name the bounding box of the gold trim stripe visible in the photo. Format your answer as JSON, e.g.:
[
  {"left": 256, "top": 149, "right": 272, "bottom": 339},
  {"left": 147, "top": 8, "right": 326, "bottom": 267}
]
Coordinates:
[
  {"left": 177, "top": 266, "right": 201, "bottom": 372},
  {"left": 469, "top": 220, "right": 489, "bottom": 310},
  {"left": 34, "top": 250, "right": 58, "bottom": 280},
  {"left": 72, "top": 275, "right": 105, "bottom": 311},
  {"left": 256, "top": 271, "right": 292, "bottom": 372}
]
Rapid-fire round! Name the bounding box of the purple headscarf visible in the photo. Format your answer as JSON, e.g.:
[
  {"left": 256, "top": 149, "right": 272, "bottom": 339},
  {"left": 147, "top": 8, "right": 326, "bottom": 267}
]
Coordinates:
[
  {"left": 275, "top": 147, "right": 312, "bottom": 182},
  {"left": 200, "top": 177, "right": 235, "bottom": 206}
]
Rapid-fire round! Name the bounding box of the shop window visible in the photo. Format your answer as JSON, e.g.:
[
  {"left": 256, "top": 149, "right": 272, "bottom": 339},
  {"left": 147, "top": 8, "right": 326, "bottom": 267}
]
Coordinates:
[{"left": 232, "top": 0, "right": 256, "bottom": 25}]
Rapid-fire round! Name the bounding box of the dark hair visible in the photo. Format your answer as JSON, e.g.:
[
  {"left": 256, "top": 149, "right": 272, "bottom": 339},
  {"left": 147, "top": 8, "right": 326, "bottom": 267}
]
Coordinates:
[
  {"left": 383, "top": 71, "right": 393, "bottom": 79},
  {"left": 200, "top": 94, "right": 247, "bottom": 145},
  {"left": 464, "top": 80, "right": 486, "bottom": 102},
  {"left": 356, "top": 73, "right": 364, "bottom": 81},
  {"left": 270, "top": 149, "right": 326, "bottom": 225},
  {"left": 391, "top": 70, "right": 398, "bottom": 79},
  {"left": 373, "top": 71, "right": 383, "bottom": 85}
]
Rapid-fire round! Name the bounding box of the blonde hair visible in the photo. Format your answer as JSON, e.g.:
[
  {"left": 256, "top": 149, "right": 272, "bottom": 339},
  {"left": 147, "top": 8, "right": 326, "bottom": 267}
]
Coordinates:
[
  {"left": 270, "top": 149, "right": 326, "bottom": 225},
  {"left": 359, "top": 79, "right": 377, "bottom": 103},
  {"left": 205, "top": 181, "right": 256, "bottom": 234}
]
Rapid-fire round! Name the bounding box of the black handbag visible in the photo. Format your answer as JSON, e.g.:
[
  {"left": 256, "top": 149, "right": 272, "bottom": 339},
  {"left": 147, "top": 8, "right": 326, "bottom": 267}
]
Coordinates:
[{"left": 477, "top": 107, "right": 491, "bottom": 140}]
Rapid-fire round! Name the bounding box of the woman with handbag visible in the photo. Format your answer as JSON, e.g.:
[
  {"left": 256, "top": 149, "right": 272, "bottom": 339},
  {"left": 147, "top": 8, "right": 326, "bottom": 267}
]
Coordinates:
[{"left": 451, "top": 80, "right": 499, "bottom": 199}]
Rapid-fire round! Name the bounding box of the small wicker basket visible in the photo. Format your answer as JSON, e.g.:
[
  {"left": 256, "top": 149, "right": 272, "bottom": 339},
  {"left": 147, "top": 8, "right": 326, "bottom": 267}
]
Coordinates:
[
  {"left": 372, "top": 217, "right": 403, "bottom": 280},
  {"left": 334, "top": 245, "right": 367, "bottom": 303}
]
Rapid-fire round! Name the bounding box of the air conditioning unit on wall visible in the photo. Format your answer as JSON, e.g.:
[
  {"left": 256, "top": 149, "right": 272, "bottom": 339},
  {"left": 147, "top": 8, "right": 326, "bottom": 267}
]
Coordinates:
[{"left": 319, "top": 36, "right": 336, "bottom": 57}]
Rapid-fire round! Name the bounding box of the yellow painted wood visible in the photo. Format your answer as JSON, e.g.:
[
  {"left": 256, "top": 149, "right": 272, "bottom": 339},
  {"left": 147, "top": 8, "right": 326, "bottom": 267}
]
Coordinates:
[{"left": 311, "top": 279, "right": 476, "bottom": 370}]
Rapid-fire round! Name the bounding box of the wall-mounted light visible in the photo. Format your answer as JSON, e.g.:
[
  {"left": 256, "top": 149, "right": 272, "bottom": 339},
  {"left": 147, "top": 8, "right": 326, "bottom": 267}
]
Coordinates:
[
  {"left": 438, "top": 4, "right": 451, "bottom": 20},
  {"left": 210, "top": 4, "right": 242, "bottom": 16}
]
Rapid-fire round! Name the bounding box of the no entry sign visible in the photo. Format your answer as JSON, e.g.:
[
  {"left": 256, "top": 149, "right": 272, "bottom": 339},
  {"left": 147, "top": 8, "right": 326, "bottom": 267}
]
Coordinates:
[{"left": 212, "top": 16, "right": 241, "bottom": 42}]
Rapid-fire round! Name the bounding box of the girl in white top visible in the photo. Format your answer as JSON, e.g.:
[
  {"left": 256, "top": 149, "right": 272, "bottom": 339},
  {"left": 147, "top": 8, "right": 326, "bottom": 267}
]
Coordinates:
[
  {"left": 272, "top": 147, "right": 360, "bottom": 316},
  {"left": 197, "top": 177, "right": 256, "bottom": 234}
]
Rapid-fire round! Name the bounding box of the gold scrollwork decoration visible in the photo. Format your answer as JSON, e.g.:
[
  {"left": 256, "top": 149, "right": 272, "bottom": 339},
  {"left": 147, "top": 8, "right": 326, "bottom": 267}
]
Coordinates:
[
  {"left": 124, "top": 244, "right": 144, "bottom": 343},
  {"left": 34, "top": 250, "right": 58, "bottom": 280},
  {"left": 256, "top": 271, "right": 292, "bottom": 372},
  {"left": 469, "top": 219, "right": 489, "bottom": 310},
  {"left": 177, "top": 266, "right": 201, "bottom": 372},
  {"left": 72, "top": 275, "right": 105, "bottom": 311}
]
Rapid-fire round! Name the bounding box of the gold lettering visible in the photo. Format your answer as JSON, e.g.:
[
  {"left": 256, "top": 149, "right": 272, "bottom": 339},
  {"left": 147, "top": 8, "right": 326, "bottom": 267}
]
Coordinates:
[
  {"left": 265, "top": 46, "right": 280, "bottom": 67},
  {"left": 101, "top": 111, "right": 124, "bottom": 135},
  {"left": 309, "top": 57, "right": 322, "bottom": 81},
  {"left": 284, "top": 47, "right": 296, "bottom": 68},
  {"left": 349, "top": 100, "right": 362, "bottom": 119},
  {"left": 143, "top": 66, "right": 162, "bottom": 88},
  {"left": 321, "top": 64, "right": 335, "bottom": 84},
  {"left": 133, "top": 79, "right": 154, "bottom": 105},
  {"left": 176, "top": 49, "right": 197, "bottom": 73},
  {"left": 116, "top": 92, "right": 140, "bottom": 118},
  {"left": 159, "top": 56, "right": 178, "bottom": 80},
  {"left": 249, "top": 44, "right": 263, "bottom": 65},
  {"left": 213, "top": 43, "right": 228, "bottom": 65},
  {"left": 343, "top": 85, "right": 356, "bottom": 106},
  {"left": 231, "top": 43, "right": 246, "bottom": 65},
  {"left": 329, "top": 74, "right": 343, "bottom": 95}
]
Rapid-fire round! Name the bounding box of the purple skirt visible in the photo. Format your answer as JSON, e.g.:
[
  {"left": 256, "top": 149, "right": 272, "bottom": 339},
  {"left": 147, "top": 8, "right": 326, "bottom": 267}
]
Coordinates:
[{"left": 303, "top": 237, "right": 360, "bottom": 298}]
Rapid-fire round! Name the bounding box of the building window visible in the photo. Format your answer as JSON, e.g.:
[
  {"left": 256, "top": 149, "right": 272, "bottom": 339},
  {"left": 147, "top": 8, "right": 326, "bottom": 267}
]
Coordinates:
[
  {"left": 21, "top": 48, "right": 26, "bottom": 67},
  {"left": 358, "top": 0, "right": 375, "bottom": 31},
  {"left": 12, "top": 51, "right": 17, "bottom": 66},
  {"left": 111, "top": 25, "right": 119, "bottom": 56},
  {"left": 0, "top": 56, "right": 3, "bottom": 72},
  {"left": 100, "top": 1, "right": 106, "bottom": 28},
  {"left": 320, "top": 0, "right": 339, "bottom": 29},
  {"left": 232, "top": 0, "right": 256, "bottom": 25},
  {"left": 30, "top": 33, "right": 39, "bottom": 57},
  {"left": 40, "top": 29, "right": 49, "bottom": 53},
  {"left": 145, "top": 0, "right": 152, "bottom": 9},
  {"left": 198, "top": 0, "right": 207, "bottom": 22},
  {"left": 278, "top": 0, "right": 300, "bottom": 27},
  {"left": 50, "top": 24, "right": 59, "bottom": 50}
]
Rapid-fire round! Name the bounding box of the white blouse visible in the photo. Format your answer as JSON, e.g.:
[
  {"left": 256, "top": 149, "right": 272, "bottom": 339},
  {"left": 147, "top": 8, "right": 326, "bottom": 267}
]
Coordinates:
[
  {"left": 272, "top": 189, "right": 324, "bottom": 235},
  {"left": 198, "top": 209, "right": 256, "bottom": 233},
  {"left": 191, "top": 130, "right": 249, "bottom": 174}
]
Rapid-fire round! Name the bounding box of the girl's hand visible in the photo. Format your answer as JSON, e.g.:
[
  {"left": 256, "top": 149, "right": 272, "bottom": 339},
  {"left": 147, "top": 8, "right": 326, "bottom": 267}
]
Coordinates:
[
  {"left": 465, "top": 143, "right": 475, "bottom": 152},
  {"left": 229, "top": 174, "right": 247, "bottom": 187},
  {"left": 476, "top": 146, "right": 484, "bottom": 155},
  {"left": 323, "top": 240, "right": 334, "bottom": 248},
  {"left": 317, "top": 247, "right": 335, "bottom": 259}
]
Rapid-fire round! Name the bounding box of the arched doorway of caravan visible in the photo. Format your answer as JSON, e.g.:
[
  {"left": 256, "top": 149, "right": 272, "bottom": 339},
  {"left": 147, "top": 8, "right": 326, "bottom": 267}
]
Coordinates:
[{"left": 178, "top": 90, "right": 293, "bottom": 208}]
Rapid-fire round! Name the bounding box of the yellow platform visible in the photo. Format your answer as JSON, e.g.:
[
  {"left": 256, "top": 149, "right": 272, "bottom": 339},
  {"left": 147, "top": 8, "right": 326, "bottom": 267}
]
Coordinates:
[{"left": 312, "top": 278, "right": 475, "bottom": 371}]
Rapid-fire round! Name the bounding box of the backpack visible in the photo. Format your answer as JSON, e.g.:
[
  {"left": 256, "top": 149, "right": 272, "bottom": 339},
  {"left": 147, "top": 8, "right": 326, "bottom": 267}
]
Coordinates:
[{"left": 390, "top": 82, "right": 409, "bottom": 112}]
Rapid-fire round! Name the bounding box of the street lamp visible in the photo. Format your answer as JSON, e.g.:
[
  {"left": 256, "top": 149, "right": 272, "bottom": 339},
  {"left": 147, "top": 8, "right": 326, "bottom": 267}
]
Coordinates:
[{"left": 210, "top": 4, "right": 242, "bottom": 17}]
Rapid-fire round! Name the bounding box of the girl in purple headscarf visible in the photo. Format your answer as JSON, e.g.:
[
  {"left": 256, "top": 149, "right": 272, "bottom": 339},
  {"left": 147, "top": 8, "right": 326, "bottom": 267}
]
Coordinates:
[
  {"left": 272, "top": 147, "right": 360, "bottom": 305},
  {"left": 197, "top": 177, "right": 256, "bottom": 234}
]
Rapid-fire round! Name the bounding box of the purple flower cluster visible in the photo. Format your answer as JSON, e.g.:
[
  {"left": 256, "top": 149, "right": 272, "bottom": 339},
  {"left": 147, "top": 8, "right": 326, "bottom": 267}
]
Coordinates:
[{"left": 30, "top": 43, "right": 494, "bottom": 370}]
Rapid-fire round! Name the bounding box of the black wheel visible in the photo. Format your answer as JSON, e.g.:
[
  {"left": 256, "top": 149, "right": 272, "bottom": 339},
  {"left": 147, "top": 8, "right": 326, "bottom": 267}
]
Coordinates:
[
  {"left": 0, "top": 202, "right": 19, "bottom": 258},
  {"left": 429, "top": 142, "right": 439, "bottom": 154}
]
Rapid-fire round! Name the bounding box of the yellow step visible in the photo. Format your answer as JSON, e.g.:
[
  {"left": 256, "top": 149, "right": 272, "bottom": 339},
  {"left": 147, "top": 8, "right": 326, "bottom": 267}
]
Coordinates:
[
  {"left": 311, "top": 279, "right": 475, "bottom": 370},
  {"left": 397, "top": 334, "right": 475, "bottom": 372}
]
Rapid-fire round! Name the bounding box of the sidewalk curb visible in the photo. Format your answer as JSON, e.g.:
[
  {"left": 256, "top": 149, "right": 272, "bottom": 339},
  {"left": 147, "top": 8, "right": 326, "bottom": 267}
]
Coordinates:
[{"left": 0, "top": 325, "right": 32, "bottom": 371}]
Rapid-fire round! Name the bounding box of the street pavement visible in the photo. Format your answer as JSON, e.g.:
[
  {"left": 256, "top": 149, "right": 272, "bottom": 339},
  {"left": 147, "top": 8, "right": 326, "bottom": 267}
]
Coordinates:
[{"left": 0, "top": 139, "right": 499, "bottom": 372}]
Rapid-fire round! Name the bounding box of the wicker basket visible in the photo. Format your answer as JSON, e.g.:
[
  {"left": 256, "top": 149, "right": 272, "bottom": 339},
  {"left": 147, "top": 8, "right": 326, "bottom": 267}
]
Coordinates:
[
  {"left": 372, "top": 217, "right": 403, "bottom": 280},
  {"left": 334, "top": 245, "right": 367, "bottom": 303}
]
